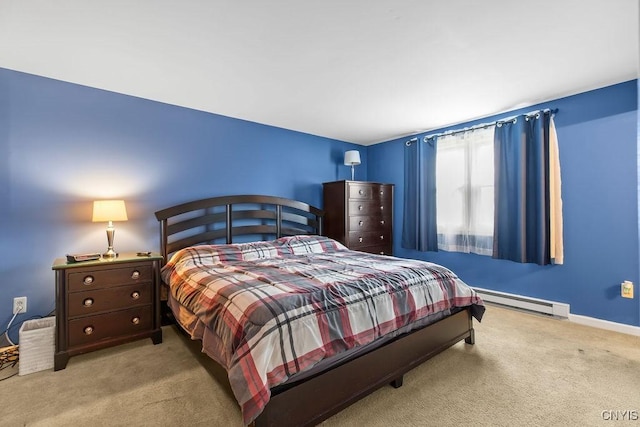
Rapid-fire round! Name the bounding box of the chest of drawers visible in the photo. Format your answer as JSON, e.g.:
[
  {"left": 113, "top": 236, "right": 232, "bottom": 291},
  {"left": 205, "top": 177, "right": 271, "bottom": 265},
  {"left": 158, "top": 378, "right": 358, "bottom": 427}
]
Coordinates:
[
  {"left": 52, "top": 253, "right": 163, "bottom": 370},
  {"left": 323, "top": 180, "right": 394, "bottom": 255}
]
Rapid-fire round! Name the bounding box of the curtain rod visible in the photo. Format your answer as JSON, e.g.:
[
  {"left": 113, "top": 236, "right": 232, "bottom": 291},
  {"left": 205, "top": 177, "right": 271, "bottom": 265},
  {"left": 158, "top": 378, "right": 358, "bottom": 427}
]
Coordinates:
[{"left": 404, "top": 108, "right": 557, "bottom": 146}]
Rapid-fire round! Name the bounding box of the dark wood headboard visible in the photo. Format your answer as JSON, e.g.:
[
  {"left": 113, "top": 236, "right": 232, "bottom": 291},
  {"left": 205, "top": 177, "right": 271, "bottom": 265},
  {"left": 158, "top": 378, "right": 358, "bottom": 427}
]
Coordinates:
[{"left": 154, "top": 195, "right": 324, "bottom": 262}]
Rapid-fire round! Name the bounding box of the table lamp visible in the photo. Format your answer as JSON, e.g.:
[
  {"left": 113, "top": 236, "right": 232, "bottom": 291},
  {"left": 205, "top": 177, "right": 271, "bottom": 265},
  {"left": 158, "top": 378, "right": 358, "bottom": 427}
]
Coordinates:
[
  {"left": 344, "top": 150, "right": 361, "bottom": 181},
  {"left": 92, "top": 200, "right": 128, "bottom": 258}
]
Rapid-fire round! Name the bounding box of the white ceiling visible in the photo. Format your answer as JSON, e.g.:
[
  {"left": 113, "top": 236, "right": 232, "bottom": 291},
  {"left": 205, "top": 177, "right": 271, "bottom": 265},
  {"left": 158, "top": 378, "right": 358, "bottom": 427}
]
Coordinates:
[{"left": 0, "top": 1, "right": 638, "bottom": 145}]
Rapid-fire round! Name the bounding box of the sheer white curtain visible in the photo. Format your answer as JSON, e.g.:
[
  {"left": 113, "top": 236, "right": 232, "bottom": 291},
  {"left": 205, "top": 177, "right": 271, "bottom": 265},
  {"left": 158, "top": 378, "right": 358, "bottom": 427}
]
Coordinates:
[{"left": 435, "top": 126, "right": 494, "bottom": 255}]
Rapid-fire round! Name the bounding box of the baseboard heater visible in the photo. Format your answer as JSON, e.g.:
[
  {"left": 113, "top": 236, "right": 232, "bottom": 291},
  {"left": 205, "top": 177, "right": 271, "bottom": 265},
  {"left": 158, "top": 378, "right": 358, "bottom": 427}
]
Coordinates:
[{"left": 473, "top": 287, "right": 570, "bottom": 318}]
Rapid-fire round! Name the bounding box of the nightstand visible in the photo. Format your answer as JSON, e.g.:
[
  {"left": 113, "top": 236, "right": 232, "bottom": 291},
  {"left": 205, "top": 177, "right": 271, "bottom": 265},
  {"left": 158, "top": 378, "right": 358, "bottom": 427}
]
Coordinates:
[{"left": 52, "top": 253, "right": 163, "bottom": 370}]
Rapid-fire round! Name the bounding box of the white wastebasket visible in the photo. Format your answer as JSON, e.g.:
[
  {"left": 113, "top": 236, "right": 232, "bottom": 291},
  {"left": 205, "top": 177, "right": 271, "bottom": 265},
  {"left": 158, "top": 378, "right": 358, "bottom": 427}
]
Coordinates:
[{"left": 18, "top": 317, "right": 55, "bottom": 376}]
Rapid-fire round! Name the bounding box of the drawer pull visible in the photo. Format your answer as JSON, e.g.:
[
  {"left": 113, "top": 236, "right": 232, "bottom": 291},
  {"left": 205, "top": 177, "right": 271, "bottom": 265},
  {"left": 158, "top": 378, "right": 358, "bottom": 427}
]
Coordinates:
[
  {"left": 380, "top": 205, "right": 384, "bottom": 210},
  {"left": 380, "top": 220, "right": 385, "bottom": 225},
  {"left": 359, "top": 237, "right": 363, "bottom": 243},
  {"left": 380, "top": 190, "right": 384, "bottom": 195},
  {"left": 358, "top": 220, "right": 364, "bottom": 226},
  {"left": 83, "top": 298, "right": 94, "bottom": 307},
  {"left": 359, "top": 189, "right": 365, "bottom": 195},
  {"left": 131, "top": 291, "right": 140, "bottom": 300},
  {"left": 83, "top": 275, "right": 94, "bottom": 286},
  {"left": 380, "top": 251, "right": 385, "bottom": 255},
  {"left": 84, "top": 326, "right": 94, "bottom": 335},
  {"left": 380, "top": 235, "right": 384, "bottom": 240},
  {"left": 358, "top": 205, "right": 363, "bottom": 211},
  {"left": 131, "top": 270, "right": 140, "bottom": 280},
  {"left": 131, "top": 317, "right": 140, "bottom": 325}
]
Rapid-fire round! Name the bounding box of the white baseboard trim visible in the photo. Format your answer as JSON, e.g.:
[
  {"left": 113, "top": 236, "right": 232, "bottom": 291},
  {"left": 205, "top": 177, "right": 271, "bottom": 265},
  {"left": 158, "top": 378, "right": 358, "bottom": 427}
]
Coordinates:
[
  {"left": 568, "top": 314, "right": 640, "bottom": 337},
  {"left": 473, "top": 287, "right": 570, "bottom": 318},
  {"left": 474, "top": 286, "right": 640, "bottom": 337}
]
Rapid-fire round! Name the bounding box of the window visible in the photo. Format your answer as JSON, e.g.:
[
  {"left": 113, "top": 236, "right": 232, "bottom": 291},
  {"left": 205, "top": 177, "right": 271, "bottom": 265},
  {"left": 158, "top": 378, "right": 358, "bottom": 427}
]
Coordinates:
[
  {"left": 435, "top": 126, "right": 494, "bottom": 255},
  {"left": 402, "top": 109, "right": 561, "bottom": 265}
]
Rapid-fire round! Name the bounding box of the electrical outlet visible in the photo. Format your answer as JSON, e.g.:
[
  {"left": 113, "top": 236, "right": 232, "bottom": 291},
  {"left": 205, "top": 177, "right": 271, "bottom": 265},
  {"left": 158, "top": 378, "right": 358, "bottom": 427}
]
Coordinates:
[
  {"left": 13, "top": 297, "right": 27, "bottom": 314},
  {"left": 621, "top": 281, "right": 634, "bottom": 299}
]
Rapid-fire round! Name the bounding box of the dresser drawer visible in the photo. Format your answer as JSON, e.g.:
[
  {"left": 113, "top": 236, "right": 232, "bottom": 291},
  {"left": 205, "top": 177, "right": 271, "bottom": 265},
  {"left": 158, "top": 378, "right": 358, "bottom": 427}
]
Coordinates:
[
  {"left": 348, "top": 201, "right": 390, "bottom": 216},
  {"left": 348, "top": 183, "right": 393, "bottom": 201},
  {"left": 68, "top": 264, "right": 152, "bottom": 292},
  {"left": 348, "top": 183, "right": 374, "bottom": 199},
  {"left": 67, "top": 305, "right": 152, "bottom": 347},
  {"left": 348, "top": 230, "right": 391, "bottom": 248},
  {"left": 357, "top": 244, "right": 393, "bottom": 256},
  {"left": 349, "top": 216, "right": 391, "bottom": 232},
  {"left": 373, "top": 185, "right": 393, "bottom": 201},
  {"left": 67, "top": 282, "right": 152, "bottom": 317}
]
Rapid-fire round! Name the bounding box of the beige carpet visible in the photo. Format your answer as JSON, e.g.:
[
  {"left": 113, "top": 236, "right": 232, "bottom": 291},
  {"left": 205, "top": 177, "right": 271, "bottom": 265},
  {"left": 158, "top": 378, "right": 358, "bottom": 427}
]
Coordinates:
[{"left": 1, "top": 305, "right": 639, "bottom": 427}]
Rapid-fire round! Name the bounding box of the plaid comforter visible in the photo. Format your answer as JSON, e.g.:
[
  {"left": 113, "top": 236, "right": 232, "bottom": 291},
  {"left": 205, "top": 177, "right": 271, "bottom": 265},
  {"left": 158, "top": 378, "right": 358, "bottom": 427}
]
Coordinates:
[{"left": 161, "top": 235, "right": 484, "bottom": 425}]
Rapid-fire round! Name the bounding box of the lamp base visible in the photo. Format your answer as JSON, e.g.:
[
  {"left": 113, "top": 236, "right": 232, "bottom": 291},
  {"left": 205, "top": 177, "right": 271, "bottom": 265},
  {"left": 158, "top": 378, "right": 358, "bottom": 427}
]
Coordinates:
[
  {"left": 103, "top": 249, "right": 118, "bottom": 258},
  {"left": 103, "top": 224, "right": 118, "bottom": 258}
]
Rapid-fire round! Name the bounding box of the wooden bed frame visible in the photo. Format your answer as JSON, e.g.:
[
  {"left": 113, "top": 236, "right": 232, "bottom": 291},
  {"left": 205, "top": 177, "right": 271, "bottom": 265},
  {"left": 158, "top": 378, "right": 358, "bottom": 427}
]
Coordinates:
[{"left": 155, "top": 195, "right": 476, "bottom": 427}]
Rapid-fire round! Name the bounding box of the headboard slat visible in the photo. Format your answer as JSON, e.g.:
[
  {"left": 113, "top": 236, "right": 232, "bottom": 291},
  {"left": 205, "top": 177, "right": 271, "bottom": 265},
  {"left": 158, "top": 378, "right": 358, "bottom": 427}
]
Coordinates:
[{"left": 155, "top": 195, "right": 324, "bottom": 263}]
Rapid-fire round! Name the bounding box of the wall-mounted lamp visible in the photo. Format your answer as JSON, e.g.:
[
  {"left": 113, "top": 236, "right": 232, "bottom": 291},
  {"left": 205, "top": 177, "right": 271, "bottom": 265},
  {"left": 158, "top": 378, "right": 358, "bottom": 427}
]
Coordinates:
[
  {"left": 344, "top": 150, "right": 361, "bottom": 181},
  {"left": 92, "top": 200, "right": 128, "bottom": 258}
]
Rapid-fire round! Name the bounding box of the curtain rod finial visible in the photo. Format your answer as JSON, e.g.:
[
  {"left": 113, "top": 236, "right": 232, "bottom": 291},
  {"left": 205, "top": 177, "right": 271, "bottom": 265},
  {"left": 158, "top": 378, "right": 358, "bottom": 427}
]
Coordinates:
[{"left": 405, "top": 137, "right": 418, "bottom": 146}]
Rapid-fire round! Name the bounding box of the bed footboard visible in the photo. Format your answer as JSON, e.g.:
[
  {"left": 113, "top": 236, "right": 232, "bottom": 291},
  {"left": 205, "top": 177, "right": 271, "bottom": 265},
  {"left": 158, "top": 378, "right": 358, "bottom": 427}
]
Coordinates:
[{"left": 251, "top": 307, "right": 475, "bottom": 427}]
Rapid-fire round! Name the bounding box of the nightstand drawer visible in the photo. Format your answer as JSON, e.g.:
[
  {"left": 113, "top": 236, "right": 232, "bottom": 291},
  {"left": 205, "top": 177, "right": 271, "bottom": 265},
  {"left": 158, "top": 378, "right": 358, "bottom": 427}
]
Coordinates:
[
  {"left": 67, "top": 282, "right": 152, "bottom": 317},
  {"left": 68, "top": 265, "right": 152, "bottom": 292},
  {"left": 68, "top": 305, "right": 152, "bottom": 347}
]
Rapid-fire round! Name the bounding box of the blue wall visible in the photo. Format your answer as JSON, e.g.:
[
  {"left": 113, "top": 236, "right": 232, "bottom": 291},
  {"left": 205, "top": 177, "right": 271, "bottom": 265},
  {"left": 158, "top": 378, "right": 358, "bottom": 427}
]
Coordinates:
[
  {"left": 368, "top": 80, "right": 640, "bottom": 327},
  {"left": 2, "top": 67, "right": 638, "bottom": 342},
  {"left": 0, "top": 68, "right": 365, "bottom": 341}
]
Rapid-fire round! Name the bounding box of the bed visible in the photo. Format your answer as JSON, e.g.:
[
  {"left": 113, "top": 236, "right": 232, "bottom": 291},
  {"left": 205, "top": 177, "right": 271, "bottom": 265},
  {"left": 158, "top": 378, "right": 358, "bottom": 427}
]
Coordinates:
[{"left": 155, "top": 195, "right": 484, "bottom": 427}]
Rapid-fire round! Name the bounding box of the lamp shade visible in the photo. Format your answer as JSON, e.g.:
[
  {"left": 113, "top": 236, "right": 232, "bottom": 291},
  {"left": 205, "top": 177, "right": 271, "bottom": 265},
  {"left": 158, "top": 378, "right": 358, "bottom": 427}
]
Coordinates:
[
  {"left": 344, "top": 150, "right": 361, "bottom": 166},
  {"left": 92, "top": 200, "right": 128, "bottom": 222}
]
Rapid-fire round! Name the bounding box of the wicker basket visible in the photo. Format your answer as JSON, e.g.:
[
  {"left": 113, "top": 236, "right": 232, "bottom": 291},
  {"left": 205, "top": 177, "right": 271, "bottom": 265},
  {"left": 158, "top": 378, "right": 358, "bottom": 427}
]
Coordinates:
[{"left": 18, "top": 317, "right": 55, "bottom": 376}]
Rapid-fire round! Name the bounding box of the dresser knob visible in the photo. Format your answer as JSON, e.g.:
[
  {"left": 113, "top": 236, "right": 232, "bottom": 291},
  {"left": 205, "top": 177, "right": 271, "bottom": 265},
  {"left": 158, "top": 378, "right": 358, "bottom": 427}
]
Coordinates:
[
  {"left": 131, "top": 317, "right": 140, "bottom": 325},
  {"left": 83, "top": 326, "right": 94, "bottom": 335},
  {"left": 131, "top": 291, "right": 140, "bottom": 300},
  {"left": 131, "top": 270, "right": 140, "bottom": 280},
  {"left": 380, "top": 190, "right": 384, "bottom": 196},
  {"left": 359, "top": 237, "right": 363, "bottom": 243},
  {"left": 358, "top": 220, "right": 364, "bottom": 226},
  {"left": 380, "top": 206, "right": 384, "bottom": 210},
  {"left": 358, "top": 205, "right": 363, "bottom": 210},
  {"left": 380, "top": 220, "right": 385, "bottom": 225},
  {"left": 380, "top": 235, "right": 384, "bottom": 240},
  {"left": 380, "top": 251, "right": 385, "bottom": 255},
  {"left": 83, "top": 298, "right": 94, "bottom": 307},
  {"left": 83, "top": 275, "right": 94, "bottom": 285},
  {"left": 359, "top": 189, "right": 364, "bottom": 195}
]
